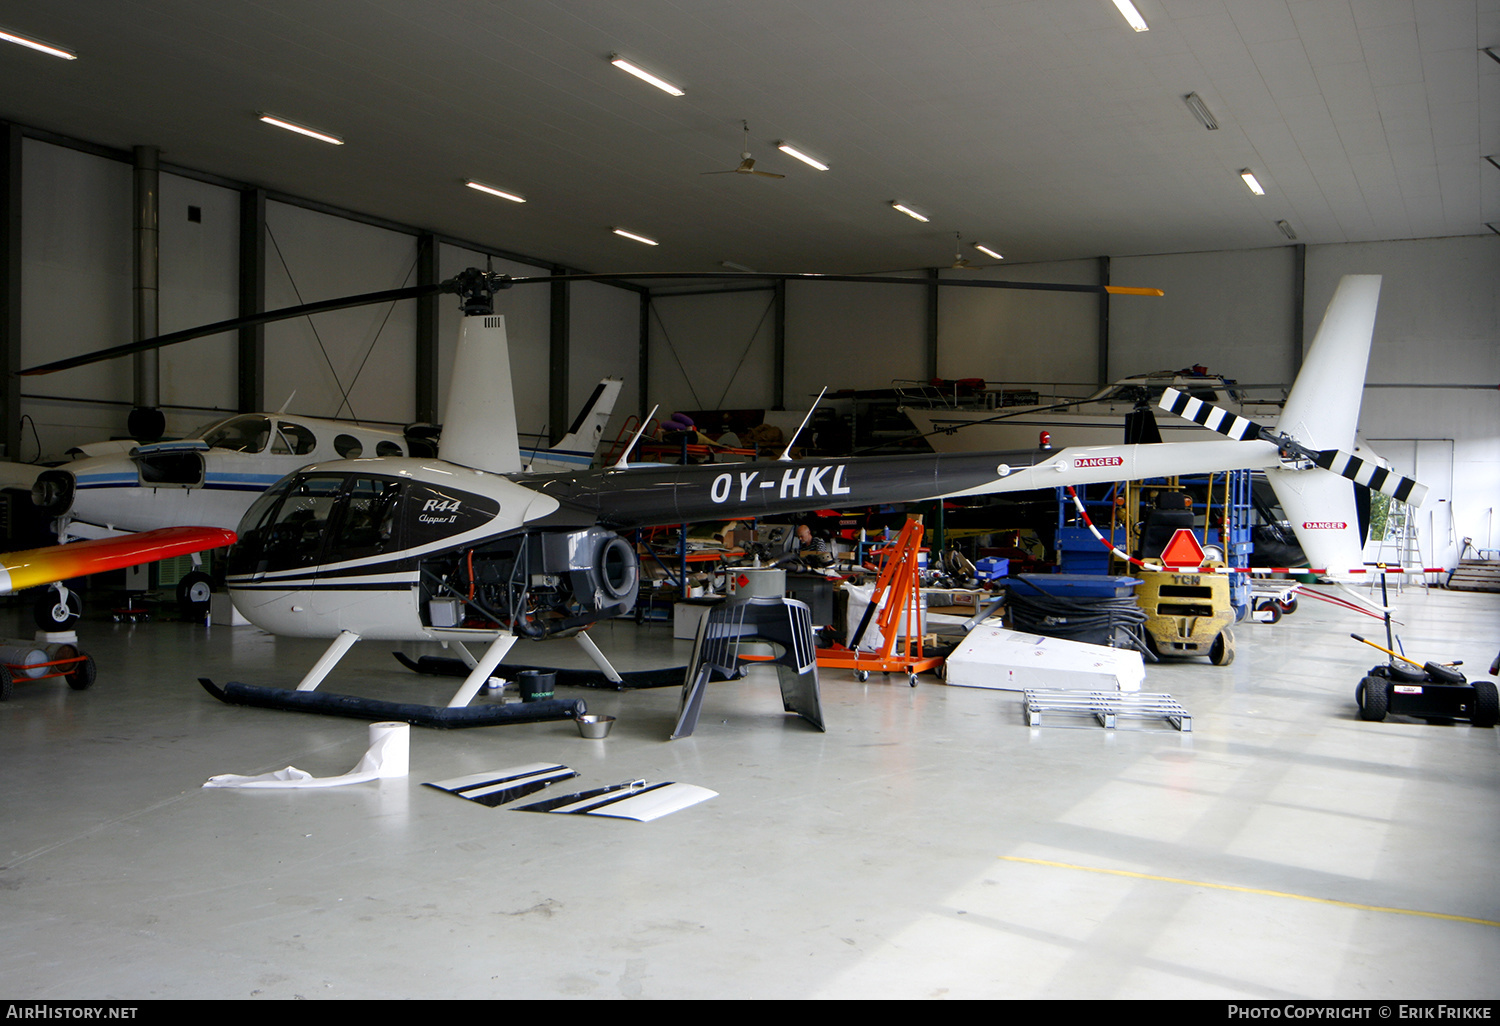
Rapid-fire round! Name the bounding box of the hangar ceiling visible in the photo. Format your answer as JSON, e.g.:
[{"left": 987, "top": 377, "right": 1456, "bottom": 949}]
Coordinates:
[{"left": 0, "top": 0, "right": 1496, "bottom": 275}]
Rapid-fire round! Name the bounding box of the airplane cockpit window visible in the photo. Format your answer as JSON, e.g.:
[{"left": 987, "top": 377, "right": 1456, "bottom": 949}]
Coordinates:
[
  {"left": 202, "top": 415, "right": 272, "bottom": 453},
  {"left": 272, "top": 422, "right": 317, "bottom": 456},
  {"left": 334, "top": 434, "right": 364, "bottom": 459}
]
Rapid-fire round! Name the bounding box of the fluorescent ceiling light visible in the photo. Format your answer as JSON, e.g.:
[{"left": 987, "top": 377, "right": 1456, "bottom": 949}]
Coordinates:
[
  {"left": 0, "top": 28, "right": 76, "bottom": 59},
  {"left": 1276, "top": 220, "right": 1296, "bottom": 240},
  {"left": 466, "top": 180, "right": 526, "bottom": 203},
  {"left": 1183, "top": 93, "right": 1218, "bottom": 131},
  {"left": 1110, "top": 0, "right": 1149, "bottom": 32},
  {"left": 891, "top": 202, "right": 929, "bottom": 223},
  {"left": 973, "top": 244, "right": 1004, "bottom": 261},
  {"left": 1240, "top": 169, "right": 1265, "bottom": 195},
  {"left": 612, "top": 227, "right": 659, "bottom": 246},
  {"left": 777, "top": 143, "right": 829, "bottom": 171},
  {"left": 258, "top": 114, "right": 344, "bottom": 145},
  {"left": 609, "top": 55, "right": 684, "bottom": 96}
]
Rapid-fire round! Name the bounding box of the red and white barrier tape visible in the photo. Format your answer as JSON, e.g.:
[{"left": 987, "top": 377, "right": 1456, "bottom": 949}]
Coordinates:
[{"left": 1061, "top": 488, "right": 1443, "bottom": 576}]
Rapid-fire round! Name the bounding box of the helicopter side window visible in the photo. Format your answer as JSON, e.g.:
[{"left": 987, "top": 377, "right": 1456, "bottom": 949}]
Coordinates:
[
  {"left": 260, "top": 475, "right": 345, "bottom": 571},
  {"left": 272, "top": 422, "right": 317, "bottom": 456},
  {"left": 202, "top": 415, "right": 272, "bottom": 453},
  {"left": 323, "top": 477, "right": 404, "bottom": 563}
]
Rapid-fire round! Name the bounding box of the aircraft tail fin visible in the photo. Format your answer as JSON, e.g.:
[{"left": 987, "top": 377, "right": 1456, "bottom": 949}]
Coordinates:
[
  {"left": 439, "top": 314, "right": 521, "bottom": 475},
  {"left": 522, "top": 378, "right": 623, "bottom": 472},
  {"left": 1276, "top": 274, "right": 1380, "bottom": 453},
  {"left": 1264, "top": 467, "right": 1367, "bottom": 577},
  {"left": 1261, "top": 275, "right": 1387, "bottom": 578}
]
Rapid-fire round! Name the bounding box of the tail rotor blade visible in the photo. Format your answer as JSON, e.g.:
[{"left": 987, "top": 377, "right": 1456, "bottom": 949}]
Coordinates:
[
  {"left": 1158, "top": 388, "right": 1267, "bottom": 441},
  {"left": 1314, "top": 450, "right": 1428, "bottom": 506},
  {"left": 1159, "top": 389, "right": 1429, "bottom": 507}
]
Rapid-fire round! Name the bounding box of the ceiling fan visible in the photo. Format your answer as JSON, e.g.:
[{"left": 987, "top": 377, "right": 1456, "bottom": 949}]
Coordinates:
[
  {"left": 702, "top": 121, "right": 785, "bottom": 179},
  {"left": 950, "top": 232, "right": 971, "bottom": 269}
]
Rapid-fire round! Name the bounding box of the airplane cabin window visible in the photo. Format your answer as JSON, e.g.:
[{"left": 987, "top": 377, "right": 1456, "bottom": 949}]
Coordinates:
[
  {"left": 273, "top": 422, "right": 317, "bottom": 456},
  {"left": 376, "top": 440, "right": 403, "bottom": 457},
  {"left": 203, "top": 415, "right": 272, "bottom": 453},
  {"left": 334, "top": 434, "right": 364, "bottom": 459}
]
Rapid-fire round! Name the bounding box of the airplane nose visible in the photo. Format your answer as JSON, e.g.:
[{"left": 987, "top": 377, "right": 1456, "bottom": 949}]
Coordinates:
[{"left": 31, "top": 470, "right": 75, "bottom": 515}]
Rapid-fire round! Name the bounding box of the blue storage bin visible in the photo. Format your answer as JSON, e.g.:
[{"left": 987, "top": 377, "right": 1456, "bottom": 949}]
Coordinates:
[{"left": 1010, "top": 573, "right": 1141, "bottom": 599}]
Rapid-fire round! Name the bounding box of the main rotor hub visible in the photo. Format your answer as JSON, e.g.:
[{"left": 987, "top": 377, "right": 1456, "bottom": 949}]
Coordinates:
[{"left": 448, "top": 268, "right": 513, "bottom": 316}]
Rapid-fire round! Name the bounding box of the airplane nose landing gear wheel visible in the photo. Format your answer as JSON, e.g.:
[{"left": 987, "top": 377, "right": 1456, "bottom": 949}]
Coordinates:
[
  {"left": 176, "top": 571, "right": 214, "bottom": 617},
  {"left": 35, "top": 590, "right": 82, "bottom": 631}
]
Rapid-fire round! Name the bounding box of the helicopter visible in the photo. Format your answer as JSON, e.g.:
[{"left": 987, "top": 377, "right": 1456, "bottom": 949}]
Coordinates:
[
  {"left": 19, "top": 270, "right": 1421, "bottom": 717},
  {"left": 20, "top": 376, "right": 622, "bottom": 620}
]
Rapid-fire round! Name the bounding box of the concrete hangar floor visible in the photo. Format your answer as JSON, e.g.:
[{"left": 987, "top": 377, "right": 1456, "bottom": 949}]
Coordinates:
[{"left": 0, "top": 584, "right": 1496, "bottom": 1000}]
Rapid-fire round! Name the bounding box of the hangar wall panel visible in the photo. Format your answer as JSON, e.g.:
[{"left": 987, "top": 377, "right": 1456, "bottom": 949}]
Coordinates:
[
  {"left": 157, "top": 172, "right": 238, "bottom": 428},
  {"left": 936, "top": 260, "right": 1101, "bottom": 388},
  {"left": 569, "top": 281, "right": 640, "bottom": 455},
  {"left": 1307, "top": 236, "right": 1500, "bottom": 561},
  {"left": 437, "top": 245, "right": 550, "bottom": 438},
  {"left": 1109, "top": 248, "right": 1297, "bottom": 386},
  {"left": 20, "top": 140, "right": 132, "bottom": 455},
  {"left": 785, "top": 278, "right": 925, "bottom": 395},
  {"left": 263, "top": 201, "right": 417, "bottom": 426},
  {"left": 647, "top": 289, "right": 777, "bottom": 417}
]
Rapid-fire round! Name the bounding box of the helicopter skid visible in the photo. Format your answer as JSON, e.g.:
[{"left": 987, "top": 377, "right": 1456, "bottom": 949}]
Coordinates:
[{"left": 198, "top": 677, "right": 585, "bottom": 728}]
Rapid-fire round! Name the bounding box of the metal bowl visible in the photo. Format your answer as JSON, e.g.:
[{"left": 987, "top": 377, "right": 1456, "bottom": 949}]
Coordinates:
[{"left": 576, "top": 714, "right": 616, "bottom": 739}]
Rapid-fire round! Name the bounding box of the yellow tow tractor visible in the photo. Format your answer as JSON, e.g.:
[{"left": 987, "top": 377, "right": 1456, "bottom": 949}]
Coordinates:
[{"left": 1130, "top": 490, "right": 1236, "bottom": 666}]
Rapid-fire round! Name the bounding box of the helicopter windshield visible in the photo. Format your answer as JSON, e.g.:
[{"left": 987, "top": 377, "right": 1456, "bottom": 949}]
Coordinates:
[{"left": 199, "top": 415, "right": 273, "bottom": 453}]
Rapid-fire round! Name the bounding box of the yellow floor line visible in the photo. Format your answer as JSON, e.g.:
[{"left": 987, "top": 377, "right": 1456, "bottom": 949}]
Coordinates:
[{"left": 998, "top": 855, "right": 1500, "bottom": 928}]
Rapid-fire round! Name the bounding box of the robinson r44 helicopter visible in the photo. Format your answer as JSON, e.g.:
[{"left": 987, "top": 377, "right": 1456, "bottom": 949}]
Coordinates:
[{"left": 20, "top": 269, "right": 1423, "bottom": 722}]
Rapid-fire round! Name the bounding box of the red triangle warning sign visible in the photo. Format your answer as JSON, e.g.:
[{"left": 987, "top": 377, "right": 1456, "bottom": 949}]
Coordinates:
[{"left": 1159, "top": 528, "right": 1205, "bottom": 567}]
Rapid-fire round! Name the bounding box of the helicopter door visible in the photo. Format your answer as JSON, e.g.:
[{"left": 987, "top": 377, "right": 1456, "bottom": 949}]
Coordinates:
[
  {"left": 256, "top": 475, "right": 345, "bottom": 578},
  {"left": 308, "top": 476, "right": 410, "bottom": 630}
]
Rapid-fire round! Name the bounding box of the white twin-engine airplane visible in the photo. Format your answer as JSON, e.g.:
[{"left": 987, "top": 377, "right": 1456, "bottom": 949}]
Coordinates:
[
  {"left": 31, "top": 380, "right": 623, "bottom": 542},
  {"left": 20, "top": 269, "right": 1420, "bottom": 717}
]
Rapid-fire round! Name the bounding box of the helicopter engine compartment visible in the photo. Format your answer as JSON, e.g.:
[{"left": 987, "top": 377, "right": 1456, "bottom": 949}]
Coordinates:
[{"left": 420, "top": 526, "right": 639, "bottom": 638}]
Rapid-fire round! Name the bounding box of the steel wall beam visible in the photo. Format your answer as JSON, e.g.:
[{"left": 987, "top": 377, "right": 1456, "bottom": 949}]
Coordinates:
[
  {"left": 549, "top": 273, "right": 569, "bottom": 444},
  {"left": 238, "top": 187, "right": 266, "bottom": 412},
  {"left": 415, "top": 234, "right": 439, "bottom": 424},
  {"left": 1, "top": 123, "right": 21, "bottom": 460}
]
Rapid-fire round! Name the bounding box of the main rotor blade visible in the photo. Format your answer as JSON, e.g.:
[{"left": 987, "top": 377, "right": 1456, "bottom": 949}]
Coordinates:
[
  {"left": 20, "top": 268, "right": 1162, "bottom": 377},
  {"left": 507, "top": 270, "right": 1164, "bottom": 297},
  {"left": 20, "top": 282, "right": 448, "bottom": 376}
]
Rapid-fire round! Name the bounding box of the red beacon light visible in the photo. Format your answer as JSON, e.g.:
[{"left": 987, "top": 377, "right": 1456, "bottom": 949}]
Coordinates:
[{"left": 1038, "top": 430, "right": 1052, "bottom": 450}]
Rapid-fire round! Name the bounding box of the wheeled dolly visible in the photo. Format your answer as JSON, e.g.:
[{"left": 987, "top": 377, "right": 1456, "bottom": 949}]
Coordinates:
[{"left": 1356, "top": 662, "right": 1498, "bottom": 727}]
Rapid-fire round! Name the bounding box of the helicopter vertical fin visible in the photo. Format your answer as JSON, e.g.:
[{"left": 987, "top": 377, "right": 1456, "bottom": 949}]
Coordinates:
[
  {"left": 1276, "top": 274, "right": 1380, "bottom": 453},
  {"left": 439, "top": 314, "right": 522, "bottom": 475},
  {"left": 1264, "top": 466, "right": 1368, "bottom": 576}
]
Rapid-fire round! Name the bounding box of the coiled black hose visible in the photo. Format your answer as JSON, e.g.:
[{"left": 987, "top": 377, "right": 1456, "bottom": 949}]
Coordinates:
[{"left": 1006, "top": 591, "right": 1154, "bottom": 659}]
